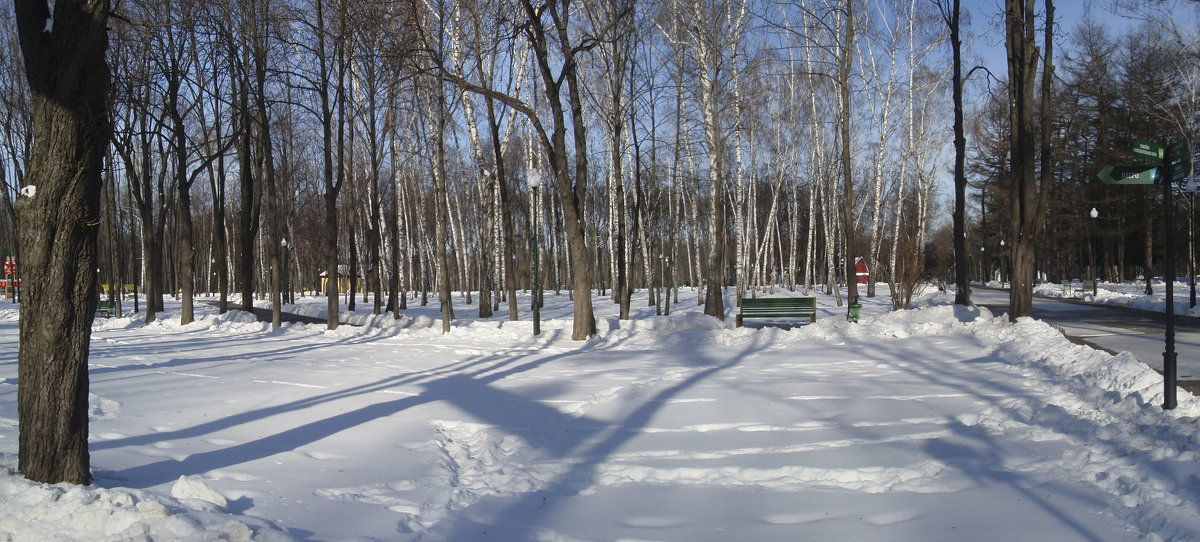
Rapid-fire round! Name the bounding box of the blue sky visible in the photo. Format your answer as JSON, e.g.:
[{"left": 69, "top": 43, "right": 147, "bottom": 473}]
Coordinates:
[{"left": 962, "top": 0, "right": 1122, "bottom": 94}]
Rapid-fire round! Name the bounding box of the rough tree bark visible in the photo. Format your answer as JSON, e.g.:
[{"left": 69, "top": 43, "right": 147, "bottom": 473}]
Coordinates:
[
  {"left": 14, "top": 0, "right": 111, "bottom": 485},
  {"left": 1005, "top": 0, "right": 1053, "bottom": 320},
  {"left": 937, "top": 0, "right": 971, "bottom": 305}
]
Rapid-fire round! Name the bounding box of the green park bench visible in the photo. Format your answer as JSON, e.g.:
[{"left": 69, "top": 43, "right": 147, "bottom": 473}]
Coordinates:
[
  {"left": 1062, "top": 280, "right": 1096, "bottom": 298},
  {"left": 96, "top": 299, "right": 115, "bottom": 318},
  {"left": 736, "top": 296, "right": 817, "bottom": 327}
]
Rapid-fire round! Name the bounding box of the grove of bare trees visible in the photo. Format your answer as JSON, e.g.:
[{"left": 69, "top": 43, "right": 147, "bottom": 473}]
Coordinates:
[
  {"left": 9, "top": 0, "right": 1200, "bottom": 484},
  {"left": 1, "top": 0, "right": 955, "bottom": 343}
]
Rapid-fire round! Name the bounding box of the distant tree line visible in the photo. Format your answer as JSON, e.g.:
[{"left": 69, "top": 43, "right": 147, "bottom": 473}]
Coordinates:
[
  {"left": 0, "top": 0, "right": 951, "bottom": 340},
  {"left": 966, "top": 4, "right": 1200, "bottom": 299},
  {"left": 1, "top": 1, "right": 1196, "bottom": 337},
  {"left": 13, "top": 0, "right": 1200, "bottom": 488}
]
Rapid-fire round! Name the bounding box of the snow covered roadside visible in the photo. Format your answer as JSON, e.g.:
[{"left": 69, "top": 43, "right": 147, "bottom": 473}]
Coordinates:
[
  {"left": 1030, "top": 278, "right": 1200, "bottom": 317},
  {"left": 0, "top": 288, "right": 1199, "bottom": 541}
]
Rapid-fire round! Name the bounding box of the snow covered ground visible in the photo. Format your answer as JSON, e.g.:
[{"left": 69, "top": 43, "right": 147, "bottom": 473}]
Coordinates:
[
  {"left": 984, "top": 279, "right": 1200, "bottom": 379},
  {"left": 1027, "top": 277, "right": 1200, "bottom": 316},
  {"left": 2, "top": 284, "right": 1200, "bottom": 541}
]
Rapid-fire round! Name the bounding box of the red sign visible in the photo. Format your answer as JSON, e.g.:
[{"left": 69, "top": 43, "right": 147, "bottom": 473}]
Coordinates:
[{"left": 854, "top": 257, "right": 869, "bottom": 284}]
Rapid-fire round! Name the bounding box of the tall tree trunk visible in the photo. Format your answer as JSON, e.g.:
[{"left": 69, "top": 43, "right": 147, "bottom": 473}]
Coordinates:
[
  {"left": 14, "top": 0, "right": 111, "bottom": 485},
  {"left": 432, "top": 21, "right": 454, "bottom": 331},
  {"left": 839, "top": 0, "right": 859, "bottom": 307},
  {"left": 321, "top": 0, "right": 345, "bottom": 330},
  {"left": 237, "top": 56, "right": 260, "bottom": 314},
  {"left": 523, "top": 0, "right": 596, "bottom": 339},
  {"left": 348, "top": 223, "right": 358, "bottom": 311},
  {"left": 1005, "top": 0, "right": 1053, "bottom": 320},
  {"left": 387, "top": 104, "right": 402, "bottom": 319},
  {"left": 941, "top": 0, "right": 970, "bottom": 305},
  {"left": 260, "top": 108, "right": 281, "bottom": 328},
  {"left": 486, "top": 95, "right": 519, "bottom": 321},
  {"left": 211, "top": 148, "right": 229, "bottom": 314}
]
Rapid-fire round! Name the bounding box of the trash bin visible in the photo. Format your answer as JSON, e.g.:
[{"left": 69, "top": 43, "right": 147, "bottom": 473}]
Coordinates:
[{"left": 847, "top": 303, "right": 862, "bottom": 323}]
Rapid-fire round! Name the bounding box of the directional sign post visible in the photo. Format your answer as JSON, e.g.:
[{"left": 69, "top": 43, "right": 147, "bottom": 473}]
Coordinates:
[
  {"left": 1162, "top": 142, "right": 1179, "bottom": 410},
  {"left": 1133, "top": 139, "right": 1165, "bottom": 162},
  {"left": 1167, "top": 140, "right": 1192, "bottom": 181},
  {"left": 1097, "top": 166, "right": 1159, "bottom": 185},
  {"left": 1101, "top": 138, "right": 1183, "bottom": 409}
]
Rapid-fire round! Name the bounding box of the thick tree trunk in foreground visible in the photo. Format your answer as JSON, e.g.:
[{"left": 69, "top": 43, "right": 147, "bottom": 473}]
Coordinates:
[
  {"left": 1005, "top": 0, "right": 1053, "bottom": 320},
  {"left": 14, "top": 0, "right": 111, "bottom": 485}
]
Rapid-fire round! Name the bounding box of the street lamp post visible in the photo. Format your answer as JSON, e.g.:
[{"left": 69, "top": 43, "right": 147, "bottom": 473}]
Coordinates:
[
  {"left": 980, "top": 246, "right": 985, "bottom": 284},
  {"left": 281, "top": 239, "right": 292, "bottom": 304},
  {"left": 528, "top": 172, "right": 542, "bottom": 336},
  {"left": 999, "top": 240, "right": 1006, "bottom": 286},
  {"left": 1090, "top": 208, "right": 1099, "bottom": 296},
  {"left": 663, "top": 257, "right": 671, "bottom": 315}
]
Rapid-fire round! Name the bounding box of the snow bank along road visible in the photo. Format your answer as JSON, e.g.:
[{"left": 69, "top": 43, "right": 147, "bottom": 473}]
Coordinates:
[{"left": 972, "top": 286, "right": 1200, "bottom": 390}]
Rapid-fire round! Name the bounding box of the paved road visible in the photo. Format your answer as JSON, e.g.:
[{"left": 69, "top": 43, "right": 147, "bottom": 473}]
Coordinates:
[{"left": 972, "top": 287, "right": 1200, "bottom": 394}]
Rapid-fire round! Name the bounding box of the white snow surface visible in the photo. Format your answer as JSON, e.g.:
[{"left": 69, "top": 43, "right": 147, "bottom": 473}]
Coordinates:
[
  {"left": 1030, "top": 277, "right": 1200, "bottom": 316},
  {"left": 2, "top": 285, "right": 1200, "bottom": 541}
]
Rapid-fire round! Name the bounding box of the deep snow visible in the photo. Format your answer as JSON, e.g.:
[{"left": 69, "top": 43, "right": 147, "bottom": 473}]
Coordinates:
[{"left": 1, "top": 283, "right": 1199, "bottom": 541}]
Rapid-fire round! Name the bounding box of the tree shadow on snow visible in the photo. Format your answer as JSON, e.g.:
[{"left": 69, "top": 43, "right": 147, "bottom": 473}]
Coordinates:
[{"left": 93, "top": 325, "right": 757, "bottom": 509}]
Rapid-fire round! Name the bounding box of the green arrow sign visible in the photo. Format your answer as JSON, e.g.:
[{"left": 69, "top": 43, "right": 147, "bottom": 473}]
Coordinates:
[
  {"left": 1168, "top": 139, "right": 1190, "bottom": 161},
  {"left": 1133, "top": 140, "right": 1164, "bottom": 162},
  {"left": 1098, "top": 165, "right": 1160, "bottom": 185},
  {"left": 1170, "top": 160, "right": 1192, "bottom": 180},
  {"left": 1167, "top": 140, "right": 1192, "bottom": 180}
]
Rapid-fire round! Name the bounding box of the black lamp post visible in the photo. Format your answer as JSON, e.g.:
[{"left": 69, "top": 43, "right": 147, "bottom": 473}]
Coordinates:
[
  {"left": 528, "top": 171, "right": 542, "bottom": 336},
  {"left": 1090, "top": 207, "right": 1099, "bottom": 296},
  {"left": 281, "top": 239, "right": 292, "bottom": 304},
  {"left": 999, "top": 240, "right": 1006, "bottom": 286},
  {"left": 979, "top": 246, "right": 985, "bottom": 284}
]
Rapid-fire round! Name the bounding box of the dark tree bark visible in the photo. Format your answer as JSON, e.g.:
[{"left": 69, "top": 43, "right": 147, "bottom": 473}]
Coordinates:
[
  {"left": 348, "top": 223, "right": 358, "bottom": 311},
  {"left": 433, "top": 78, "right": 454, "bottom": 331},
  {"left": 236, "top": 53, "right": 261, "bottom": 314},
  {"left": 365, "top": 88, "right": 383, "bottom": 317},
  {"left": 484, "top": 94, "right": 519, "bottom": 322},
  {"left": 210, "top": 133, "right": 230, "bottom": 314},
  {"left": 938, "top": 0, "right": 971, "bottom": 305},
  {"left": 317, "top": 0, "right": 346, "bottom": 330},
  {"left": 533, "top": 0, "right": 598, "bottom": 339},
  {"left": 1005, "top": 0, "right": 1053, "bottom": 320},
  {"left": 423, "top": 0, "right": 601, "bottom": 339},
  {"left": 839, "top": 0, "right": 858, "bottom": 307},
  {"left": 14, "top": 0, "right": 111, "bottom": 485},
  {"left": 430, "top": 2, "right": 453, "bottom": 331},
  {"left": 162, "top": 5, "right": 196, "bottom": 325},
  {"left": 256, "top": 62, "right": 281, "bottom": 327}
]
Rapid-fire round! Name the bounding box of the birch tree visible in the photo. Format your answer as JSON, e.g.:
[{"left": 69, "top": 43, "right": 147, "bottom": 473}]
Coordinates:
[{"left": 657, "top": 0, "right": 749, "bottom": 320}]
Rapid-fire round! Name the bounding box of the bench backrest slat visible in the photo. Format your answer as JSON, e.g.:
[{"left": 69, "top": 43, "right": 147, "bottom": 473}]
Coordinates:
[
  {"left": 741, "top": 297, "right": 815, "bottom": 309},
  {"left": 736, "top": 296, "right": 817, "bottom": 327}
]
